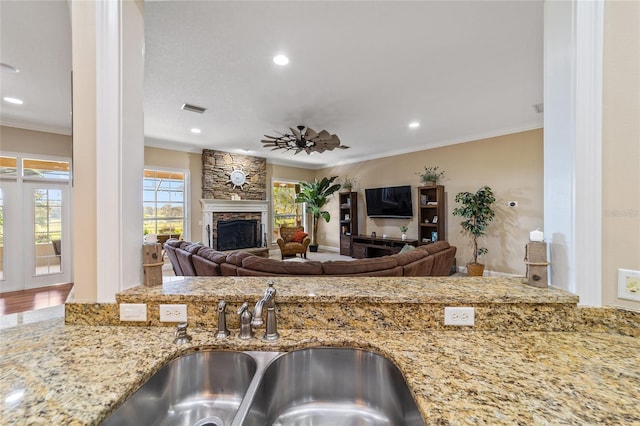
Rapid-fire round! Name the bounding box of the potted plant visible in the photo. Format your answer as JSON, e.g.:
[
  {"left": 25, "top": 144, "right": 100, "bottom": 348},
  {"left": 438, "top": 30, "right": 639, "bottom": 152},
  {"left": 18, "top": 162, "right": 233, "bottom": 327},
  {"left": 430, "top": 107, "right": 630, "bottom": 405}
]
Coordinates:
[
  {"left": 295, "top": 176, "right": 342, "bottom": 252},
  {"left": 452, "top": 186, "right": 496, "bottom": 276},
  {"left": 400, "top": 225, "right": 408, "bottom": 240},
  {"left": 341, "top": 176, "right": 357, "bottom": 192},
  {"left": 416, "top": 166, "right": 445, "bottom": 186}
]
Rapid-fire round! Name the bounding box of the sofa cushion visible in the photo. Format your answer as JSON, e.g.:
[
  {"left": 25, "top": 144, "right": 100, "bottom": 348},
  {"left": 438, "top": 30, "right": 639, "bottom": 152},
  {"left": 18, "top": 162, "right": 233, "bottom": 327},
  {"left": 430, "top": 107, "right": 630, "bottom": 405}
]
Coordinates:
[
  {"left": 393, "top": 248, "right": 428, "bottom": 266},
  {"left": 197, "top": 247, "right": 228, "bottom": 265},
  {"left": 290, "top": 230, "right": 309, "bottom": 243},
  {"left": 322, "top": 256, "right": 398, "bottom": 275},
  {"left": 226, "top": 251, "right": 256, "bottom": 266},
  {"left": 164, "top": 239, "right": 184, "bottom": 248},
  {"left": 401, "top": 255, "right": 434, "bottom": 276},
  {"left": 421, "top": 241, "right": 450, "bottom": 255},
  {"left": 192, "top": 256, "right": 221, "bottom": 276},
  {"left": 241, "top": 256, "right": 323, "bottom": 275}
]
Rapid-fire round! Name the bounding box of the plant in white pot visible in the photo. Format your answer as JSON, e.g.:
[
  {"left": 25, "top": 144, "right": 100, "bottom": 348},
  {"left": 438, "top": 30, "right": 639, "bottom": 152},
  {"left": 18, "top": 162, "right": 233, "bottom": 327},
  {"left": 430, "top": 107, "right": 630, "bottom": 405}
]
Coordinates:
[
  {"left": 295, "top": 176, "right": 342, "bottom": 252},
  {"left": 452, "top": 186, "right": 496, "bottom": 276},
  {"left": 400, "top": 225, "right": 408, "bottom": 240}
]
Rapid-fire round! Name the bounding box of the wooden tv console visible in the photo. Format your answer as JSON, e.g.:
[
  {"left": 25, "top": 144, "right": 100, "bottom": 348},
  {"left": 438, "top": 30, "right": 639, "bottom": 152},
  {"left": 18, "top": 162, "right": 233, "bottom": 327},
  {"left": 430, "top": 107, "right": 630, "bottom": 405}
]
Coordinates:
[{"left": 351, "top": 235, "right": 419, "bottom": 259}]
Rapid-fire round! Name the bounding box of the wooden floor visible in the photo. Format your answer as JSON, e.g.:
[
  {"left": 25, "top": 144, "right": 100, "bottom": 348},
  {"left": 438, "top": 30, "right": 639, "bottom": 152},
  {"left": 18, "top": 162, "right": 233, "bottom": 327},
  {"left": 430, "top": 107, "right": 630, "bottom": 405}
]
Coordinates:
[{"left": 0, "top": 283, "right": 73, "bottom": 315}]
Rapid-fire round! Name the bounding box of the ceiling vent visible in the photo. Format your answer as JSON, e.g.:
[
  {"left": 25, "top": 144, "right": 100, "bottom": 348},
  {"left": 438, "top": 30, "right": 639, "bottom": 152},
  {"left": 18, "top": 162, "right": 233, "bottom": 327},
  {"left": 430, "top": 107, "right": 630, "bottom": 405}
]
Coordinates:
[{"left": 181, "top": 103, "right": 207, "bottom": 114}]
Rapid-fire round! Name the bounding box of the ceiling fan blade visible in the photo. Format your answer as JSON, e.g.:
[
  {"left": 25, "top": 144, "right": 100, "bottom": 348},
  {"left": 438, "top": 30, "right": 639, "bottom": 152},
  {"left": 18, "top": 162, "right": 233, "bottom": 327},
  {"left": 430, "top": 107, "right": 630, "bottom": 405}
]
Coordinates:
[
  {"left": 294, "top": 148, "right": 304, "bottom": 155},
  {"left": 290, "top": 127, "right": 301, "bottom": 139},
  {"left": 261, "top": 139, "right": 280, "bottom": 143},
  {"left": 338, "top": 145, "right": 350, "bottom": 149},
  {"left": 317, "top": 130, "right": 332, "bottom": 140},
  {"left": 304, "top": 127, "right": 318, "bottom": 139}
]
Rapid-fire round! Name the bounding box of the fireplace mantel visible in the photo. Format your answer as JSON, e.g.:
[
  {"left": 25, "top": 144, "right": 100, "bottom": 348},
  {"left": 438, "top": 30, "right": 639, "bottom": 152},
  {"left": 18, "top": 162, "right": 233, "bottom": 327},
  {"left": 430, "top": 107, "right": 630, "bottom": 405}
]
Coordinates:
[{"left": 200, "top": 199, "right": 269, "bottom": 247}]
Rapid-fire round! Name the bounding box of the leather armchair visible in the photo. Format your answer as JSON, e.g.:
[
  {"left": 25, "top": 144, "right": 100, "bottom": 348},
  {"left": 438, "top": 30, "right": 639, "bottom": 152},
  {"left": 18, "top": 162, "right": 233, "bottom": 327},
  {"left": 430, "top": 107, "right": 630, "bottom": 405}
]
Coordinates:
[{"left": 277, "top": 226, "right": 311, "bottom": 259}]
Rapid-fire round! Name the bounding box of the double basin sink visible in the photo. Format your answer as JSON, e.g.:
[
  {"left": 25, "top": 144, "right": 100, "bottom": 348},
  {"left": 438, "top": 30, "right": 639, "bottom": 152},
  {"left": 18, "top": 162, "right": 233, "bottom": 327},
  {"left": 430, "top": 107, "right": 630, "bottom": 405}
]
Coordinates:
[{"left": 101, "top": 347, "right": 425, "bottom": 426}]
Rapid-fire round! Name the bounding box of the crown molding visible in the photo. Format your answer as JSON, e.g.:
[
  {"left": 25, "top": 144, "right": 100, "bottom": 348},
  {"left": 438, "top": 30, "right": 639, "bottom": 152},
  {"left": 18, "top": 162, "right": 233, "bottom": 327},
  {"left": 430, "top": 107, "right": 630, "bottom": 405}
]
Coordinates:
[{"left": 0, "top": 119, "right": 72, "bottom": 136}]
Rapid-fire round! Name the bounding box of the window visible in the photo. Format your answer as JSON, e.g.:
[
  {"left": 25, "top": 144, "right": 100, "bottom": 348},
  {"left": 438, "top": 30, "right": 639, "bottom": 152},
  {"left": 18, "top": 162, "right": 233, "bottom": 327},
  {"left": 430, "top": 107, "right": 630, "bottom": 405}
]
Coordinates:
[
  {"left": 0, "top": 156, "right": 17, "bottom": 177},
  {"left": 143, "top": 169, "right": 186, "bottom": 237},
  {"left": 272, "top": 181, "right": 305, "bottom": 241},
  {"left": 23, "top": 158, "right": 70, "bottom": 180}
]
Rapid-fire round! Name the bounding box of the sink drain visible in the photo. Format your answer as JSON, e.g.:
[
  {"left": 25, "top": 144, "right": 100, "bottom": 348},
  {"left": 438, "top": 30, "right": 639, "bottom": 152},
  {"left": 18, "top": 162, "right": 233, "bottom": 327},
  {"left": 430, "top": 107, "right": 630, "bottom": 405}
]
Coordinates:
[{"left": 193, "top": 416, "right": 224, "bottom": 426}]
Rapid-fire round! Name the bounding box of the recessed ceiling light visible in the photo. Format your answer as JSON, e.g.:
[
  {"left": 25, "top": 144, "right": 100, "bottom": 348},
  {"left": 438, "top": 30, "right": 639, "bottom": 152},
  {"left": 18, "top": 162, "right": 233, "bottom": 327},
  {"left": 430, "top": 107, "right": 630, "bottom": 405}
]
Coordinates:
[
  {"left": 409, "top": 122, "right": 420, "bottom": 128},
  {"left": 0, "top": 62, "right": 20, "bottom": 73},
  {"left": 3, "top": 97, "right": 23, "bottom": 105},
  {"left": 273, "top": 54, "right": 289, "bottom": 66},
  {"left": 190, "top": 128, "right": 201, "bottom": 134}
]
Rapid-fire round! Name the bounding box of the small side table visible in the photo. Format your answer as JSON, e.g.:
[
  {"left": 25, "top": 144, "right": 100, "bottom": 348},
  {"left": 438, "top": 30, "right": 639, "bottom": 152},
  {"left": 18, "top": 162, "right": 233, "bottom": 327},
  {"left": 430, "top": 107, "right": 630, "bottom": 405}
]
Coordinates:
[{"left": 142, "top": 243, "right": 163, "bottom": 286}]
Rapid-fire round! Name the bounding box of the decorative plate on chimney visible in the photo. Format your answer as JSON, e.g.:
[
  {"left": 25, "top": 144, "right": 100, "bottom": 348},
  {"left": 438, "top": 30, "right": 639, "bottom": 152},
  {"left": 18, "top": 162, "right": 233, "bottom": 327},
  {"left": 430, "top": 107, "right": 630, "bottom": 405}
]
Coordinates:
[{"left": 228, "top": 167, "right": 247, "bottom": 189}]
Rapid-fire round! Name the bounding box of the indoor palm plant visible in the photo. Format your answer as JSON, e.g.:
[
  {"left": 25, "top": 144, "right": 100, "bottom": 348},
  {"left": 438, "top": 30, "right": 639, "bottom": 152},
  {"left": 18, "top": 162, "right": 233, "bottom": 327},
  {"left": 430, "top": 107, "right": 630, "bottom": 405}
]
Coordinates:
[
  {"left": 295, "top": 176, "right": 342, "bottom": 251},
  {"left": 452, "top": 185, "right": 496, "bottom": 276}
]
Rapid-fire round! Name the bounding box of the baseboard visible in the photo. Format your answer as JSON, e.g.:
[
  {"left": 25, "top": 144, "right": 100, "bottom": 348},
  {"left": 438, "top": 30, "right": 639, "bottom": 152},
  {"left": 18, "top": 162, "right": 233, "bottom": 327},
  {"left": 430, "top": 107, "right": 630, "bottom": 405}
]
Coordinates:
[{"left": 317, "top": 245, "right": 340, "bottom": 253}]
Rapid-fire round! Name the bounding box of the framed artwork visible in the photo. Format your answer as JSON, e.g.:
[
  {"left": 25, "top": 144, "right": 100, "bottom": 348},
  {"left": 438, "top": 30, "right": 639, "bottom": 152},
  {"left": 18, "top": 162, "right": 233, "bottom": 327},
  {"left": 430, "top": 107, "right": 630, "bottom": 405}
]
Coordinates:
[
  {"left": 432, "top": 215, "right": 438, "bottom": 224},
  {"left": 431, "top": 231, "right": 438, "bottom": 241}
]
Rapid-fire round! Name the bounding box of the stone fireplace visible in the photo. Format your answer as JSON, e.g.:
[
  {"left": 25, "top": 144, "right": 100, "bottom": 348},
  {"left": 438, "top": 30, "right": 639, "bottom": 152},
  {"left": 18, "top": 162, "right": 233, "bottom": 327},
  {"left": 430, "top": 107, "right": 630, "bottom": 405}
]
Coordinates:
[
  {"left": 200, "top": 150, "right": 269, "bottom": 250},
  {"left": 200, "top": 199, "right": 269, "bottom": 249}
]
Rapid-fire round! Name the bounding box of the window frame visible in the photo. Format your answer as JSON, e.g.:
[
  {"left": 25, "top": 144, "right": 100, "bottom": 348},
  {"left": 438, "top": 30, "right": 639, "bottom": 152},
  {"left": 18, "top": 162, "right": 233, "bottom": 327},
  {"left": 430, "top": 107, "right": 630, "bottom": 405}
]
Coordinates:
[{"left": 143, "top": 166, "right": 190, "bottom": 241}]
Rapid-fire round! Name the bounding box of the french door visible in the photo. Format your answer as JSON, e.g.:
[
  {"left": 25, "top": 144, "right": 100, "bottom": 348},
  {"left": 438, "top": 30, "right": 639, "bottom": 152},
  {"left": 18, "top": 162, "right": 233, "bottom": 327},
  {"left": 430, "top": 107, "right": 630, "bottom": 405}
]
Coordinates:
[{"left": 0, "top": 181, "right": 71, "bottom": 292}]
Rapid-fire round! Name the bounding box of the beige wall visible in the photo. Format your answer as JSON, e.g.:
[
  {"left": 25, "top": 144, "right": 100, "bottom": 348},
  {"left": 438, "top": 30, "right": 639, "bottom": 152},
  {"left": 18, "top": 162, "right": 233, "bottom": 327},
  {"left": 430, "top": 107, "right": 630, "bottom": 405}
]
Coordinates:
[
  {"left": 602, "top": 0, "right": 640, "bottom": 309},
  {"left": 0, "top": 126, "right": 72, "bottom": 156},
  {"left": 144, "top": 146, "right": 202, "bottom": 241},
  {"left": 318, "top": 129, "right": 544, "bottom": 275}
]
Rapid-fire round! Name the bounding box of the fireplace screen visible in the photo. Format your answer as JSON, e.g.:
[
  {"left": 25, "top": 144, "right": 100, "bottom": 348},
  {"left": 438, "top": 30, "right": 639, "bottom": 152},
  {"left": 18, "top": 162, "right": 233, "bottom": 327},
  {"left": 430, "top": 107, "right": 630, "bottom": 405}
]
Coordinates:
[{"left": 216, "top": 219, "right": 262, "bottom": 251}]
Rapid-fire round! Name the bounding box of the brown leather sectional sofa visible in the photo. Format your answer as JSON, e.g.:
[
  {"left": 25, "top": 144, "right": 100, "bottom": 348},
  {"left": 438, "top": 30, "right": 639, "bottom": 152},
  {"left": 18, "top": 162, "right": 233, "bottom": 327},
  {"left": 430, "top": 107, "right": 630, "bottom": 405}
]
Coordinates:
[{"left": 164, "top": 239, "right": 457, "bottom": 277}]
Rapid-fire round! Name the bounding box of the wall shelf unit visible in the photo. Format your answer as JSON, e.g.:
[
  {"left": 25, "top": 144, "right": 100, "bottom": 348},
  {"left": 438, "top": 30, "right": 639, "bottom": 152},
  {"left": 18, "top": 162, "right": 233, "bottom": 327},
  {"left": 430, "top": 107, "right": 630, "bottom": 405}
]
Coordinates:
[
  {"left": 418, "top": 185, "right": 446, "bottom": 244},
  {"left": 339, "top": 191, "right": 358, "bottom": 256}
]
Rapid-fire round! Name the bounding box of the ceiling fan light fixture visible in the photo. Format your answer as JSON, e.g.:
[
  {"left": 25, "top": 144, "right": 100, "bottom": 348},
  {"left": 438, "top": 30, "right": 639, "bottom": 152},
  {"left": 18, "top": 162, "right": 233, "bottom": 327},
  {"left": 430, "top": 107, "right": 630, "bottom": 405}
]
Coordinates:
[{"left": 273, "top": 54, "right": 289, "bottom": 66}]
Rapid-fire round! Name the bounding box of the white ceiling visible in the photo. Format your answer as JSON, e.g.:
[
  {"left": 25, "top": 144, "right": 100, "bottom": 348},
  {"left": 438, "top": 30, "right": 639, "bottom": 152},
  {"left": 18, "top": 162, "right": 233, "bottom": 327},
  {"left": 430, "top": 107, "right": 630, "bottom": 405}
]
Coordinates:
[{"left": 1, "top": 1, "right": 543, "bottom": 169}]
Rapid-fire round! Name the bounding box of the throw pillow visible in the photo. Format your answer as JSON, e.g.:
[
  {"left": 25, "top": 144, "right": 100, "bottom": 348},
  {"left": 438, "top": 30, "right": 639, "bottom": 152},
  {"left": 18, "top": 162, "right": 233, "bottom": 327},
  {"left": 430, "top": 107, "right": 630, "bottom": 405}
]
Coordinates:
[
  {"left": 290, "top": 230, "right": 308, "bottom": 243},
  {"left": 399, "top": 244, "right": 416, "bottom": 254}
]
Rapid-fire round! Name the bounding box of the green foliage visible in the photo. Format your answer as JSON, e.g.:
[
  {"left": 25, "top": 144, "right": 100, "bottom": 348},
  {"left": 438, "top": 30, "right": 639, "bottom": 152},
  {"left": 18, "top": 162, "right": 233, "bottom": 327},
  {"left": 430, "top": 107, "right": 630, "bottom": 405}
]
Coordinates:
[
  {"left": 452, "top": 186, "right": 496, "bottom": 264},
  {"left": 294, "top": 176, "right": 342, "bottom": 245},
  {"left": 400, "top": 225, "right": 408, "bottom": 233},
  {"left": 417, "top": 166, "right": 445, "bottom": 184}
]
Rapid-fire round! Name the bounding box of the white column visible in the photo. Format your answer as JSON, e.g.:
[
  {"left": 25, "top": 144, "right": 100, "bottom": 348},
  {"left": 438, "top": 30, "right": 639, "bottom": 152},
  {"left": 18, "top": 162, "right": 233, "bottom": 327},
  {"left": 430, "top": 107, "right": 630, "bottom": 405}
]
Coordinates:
[
  {"left": 73, "top": 0, "right": 144, "bottom": 302},
  {"left": 544, "top": 0, "right": 603, "bottom": 305}
]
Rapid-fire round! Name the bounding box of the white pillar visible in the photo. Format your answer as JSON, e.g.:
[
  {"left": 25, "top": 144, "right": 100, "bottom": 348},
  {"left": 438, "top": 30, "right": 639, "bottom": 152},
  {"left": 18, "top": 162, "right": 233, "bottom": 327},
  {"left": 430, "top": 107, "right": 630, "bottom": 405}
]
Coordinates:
[
  {"left": 72, "top": 0, "right": 144, "bottom": 302},
  {"left": 544, "top": 0, "right": 603, "bottom": 305}
]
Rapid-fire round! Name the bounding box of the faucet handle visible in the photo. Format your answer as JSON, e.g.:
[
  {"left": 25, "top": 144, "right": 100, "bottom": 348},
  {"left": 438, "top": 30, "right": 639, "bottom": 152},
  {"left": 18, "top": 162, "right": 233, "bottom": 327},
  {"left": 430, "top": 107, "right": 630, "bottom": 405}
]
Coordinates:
[
  {"left": 215, "top": 300, "right": 231, "bottom": 339},
  {"left": 237, "top": 302, "right": 254, "bottom": 340},
  {"left": 173, "top": 322, "right": 192, "bottom": 344}
]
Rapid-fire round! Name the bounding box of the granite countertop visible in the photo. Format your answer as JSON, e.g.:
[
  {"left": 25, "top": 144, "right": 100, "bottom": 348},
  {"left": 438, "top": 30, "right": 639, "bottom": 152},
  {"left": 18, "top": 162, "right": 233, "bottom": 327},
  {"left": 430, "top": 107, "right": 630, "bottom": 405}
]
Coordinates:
[{"left": 1, "top": 306, "right": 639, "bottom": 425}]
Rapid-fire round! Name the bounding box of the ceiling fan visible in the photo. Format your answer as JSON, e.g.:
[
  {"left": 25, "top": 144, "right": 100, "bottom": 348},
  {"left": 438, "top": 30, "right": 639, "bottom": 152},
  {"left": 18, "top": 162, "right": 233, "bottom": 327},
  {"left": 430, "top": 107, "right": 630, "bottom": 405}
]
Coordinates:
[{"left": 261, "top": 125, "right": 349, "bottom": 155}]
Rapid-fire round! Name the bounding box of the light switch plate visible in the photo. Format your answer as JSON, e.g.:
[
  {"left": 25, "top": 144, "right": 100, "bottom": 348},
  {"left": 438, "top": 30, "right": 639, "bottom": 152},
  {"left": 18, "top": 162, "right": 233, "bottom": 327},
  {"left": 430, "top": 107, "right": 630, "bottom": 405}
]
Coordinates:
[{"left": 119, "top": 303, "right": 147, "bottom": 321}]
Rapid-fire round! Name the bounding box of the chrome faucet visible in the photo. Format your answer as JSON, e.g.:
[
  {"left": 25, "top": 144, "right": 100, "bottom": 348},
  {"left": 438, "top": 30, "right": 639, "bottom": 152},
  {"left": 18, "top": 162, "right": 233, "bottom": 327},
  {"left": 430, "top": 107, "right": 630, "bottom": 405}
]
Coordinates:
[
  {"left": 237, "top": 302, "right": 254, "bottom": 340},
  {"left": 215, "top": 300, "right": 231, "bottom": 339},
  {"left": 251, "top": 281, "right": 279, "bottom": 341},
  {"left": 173, "top": 322, "right": 192, "bottom": 344}
]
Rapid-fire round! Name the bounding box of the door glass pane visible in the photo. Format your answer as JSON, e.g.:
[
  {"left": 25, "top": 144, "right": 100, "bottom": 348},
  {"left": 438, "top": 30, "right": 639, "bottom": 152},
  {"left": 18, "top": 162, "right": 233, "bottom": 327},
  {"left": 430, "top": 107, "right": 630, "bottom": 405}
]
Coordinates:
[
  {"left": 23, "top": 158, "right": 70, "bottom": 180},
  {"left": 0, "top": 189, "right": 4, "bottom": 280},
  {"left": 272, "top": 181, "right": 303, "bottom": 241},
  {"left": 33, "top": 188, "right": 62, "bottom": 275}
]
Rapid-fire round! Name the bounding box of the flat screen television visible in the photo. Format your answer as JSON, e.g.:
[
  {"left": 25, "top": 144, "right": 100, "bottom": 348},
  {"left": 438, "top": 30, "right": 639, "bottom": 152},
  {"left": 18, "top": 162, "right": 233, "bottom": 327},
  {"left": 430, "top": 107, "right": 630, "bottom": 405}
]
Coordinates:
[{"left": 365, "top": 185, "right": 413, "bottom": 218}]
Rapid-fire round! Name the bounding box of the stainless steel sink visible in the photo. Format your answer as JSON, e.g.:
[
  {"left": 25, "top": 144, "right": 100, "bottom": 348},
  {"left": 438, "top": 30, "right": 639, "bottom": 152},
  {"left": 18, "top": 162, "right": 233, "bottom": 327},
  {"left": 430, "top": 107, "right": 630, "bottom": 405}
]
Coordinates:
[
  {"left": 101, "top": 350, "right": 258, "bottom": 426},
  {"left": 102, "top": 348, "right": 424, "bottom": 426},
  {"left": 239, "top": 347, "right": 425, "bottom": 426}
]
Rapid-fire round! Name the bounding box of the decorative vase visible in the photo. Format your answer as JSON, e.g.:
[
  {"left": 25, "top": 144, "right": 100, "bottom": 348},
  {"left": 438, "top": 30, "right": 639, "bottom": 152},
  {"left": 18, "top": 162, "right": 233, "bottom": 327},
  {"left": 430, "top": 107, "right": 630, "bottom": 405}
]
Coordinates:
[
  {"left": 401, "top": 233, "right": 407, "bottom": 241},
  {"left": 424, "top": 180, "right": 436, "bottom": 186},
  {"left": 467, "top": 263, "right": 485, "bottom": 276}
]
